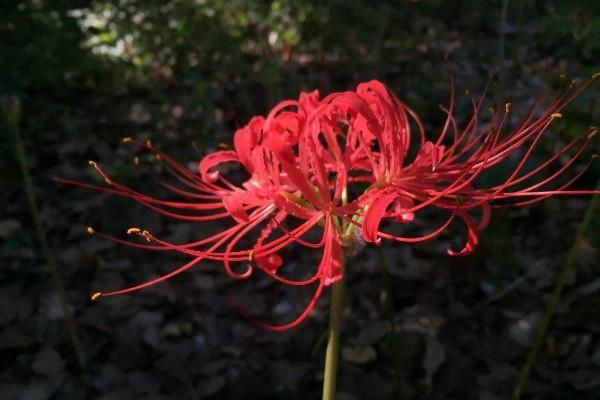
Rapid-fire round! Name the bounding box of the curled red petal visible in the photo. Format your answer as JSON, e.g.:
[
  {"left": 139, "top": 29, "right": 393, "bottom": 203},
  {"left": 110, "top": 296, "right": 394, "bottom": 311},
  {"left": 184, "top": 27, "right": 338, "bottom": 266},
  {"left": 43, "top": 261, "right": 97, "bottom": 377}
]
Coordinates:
[
  {"left": 413, "top": 141, "right": 445, "bottom": 171},
  {"left": 477, "top": 201, "right": 491, "bottom": 231},
  {"left": 255, "top": 254, "right": 283, "bottom": 273},
  {"left": 299, "top": 90, "right": 320, "bottom": 117},
  {"left": 233, "top": 116, "right": 264, "bottom": 172},
  {"left": 222, "top": 190, "right": 251, "bottom": 223},
  {"left": 447, "top": 211, "right": 479, "bottom": 256},
  {"left": 198, "top": 150, "right": 240, "bottom": 183},
  {"left": 362, "top": 188, "right": 399, "bottom": 243},
  {"left": 393, "top": 195, "right": 415, "bottom": 224}
]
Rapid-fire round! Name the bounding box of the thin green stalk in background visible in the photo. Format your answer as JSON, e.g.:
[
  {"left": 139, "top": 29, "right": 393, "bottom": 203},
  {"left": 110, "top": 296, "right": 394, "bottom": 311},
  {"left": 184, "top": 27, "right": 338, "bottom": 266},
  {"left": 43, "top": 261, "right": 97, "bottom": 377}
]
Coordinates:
[
  {"left": 377, "top": 246, "right": 408, "bottom": 400},
  {"left": 497, "top": 0, "right": 510, "bottom": 93},
  {"left": 2, "top": 96, "right": 87, "bottom": 372},
  {"left": 512, "top": 177, "right": 600, "bottom": 400},
  {"left": 322, "top": 259, "right": 346, "bottom": 400},
  {"left": 499, "top": 0, "right": 509, "bottom": 67}
]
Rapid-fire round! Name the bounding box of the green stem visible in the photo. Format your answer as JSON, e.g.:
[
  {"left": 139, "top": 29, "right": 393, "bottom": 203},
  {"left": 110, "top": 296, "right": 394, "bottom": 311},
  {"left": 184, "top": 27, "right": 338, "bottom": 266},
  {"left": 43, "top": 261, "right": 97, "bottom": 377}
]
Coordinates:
[
  {"left": 3, "top": 97, "right": 87, "bottom": 372},
  {"left": 377, "top": 246, "right": 408, "bottom": 400},
  {"left": 512, "top": 179, "right": 600, "bottom": 400},
  {"left": 322, "top": 260, "right": 346, "bottom": 400}
]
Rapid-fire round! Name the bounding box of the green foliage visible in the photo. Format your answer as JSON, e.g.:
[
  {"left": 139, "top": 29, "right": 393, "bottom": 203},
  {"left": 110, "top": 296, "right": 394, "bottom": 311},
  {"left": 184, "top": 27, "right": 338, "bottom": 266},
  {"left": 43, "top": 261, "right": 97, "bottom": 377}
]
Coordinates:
[{"left": 3, "top": 0, "right": 598, "bottom": 147}]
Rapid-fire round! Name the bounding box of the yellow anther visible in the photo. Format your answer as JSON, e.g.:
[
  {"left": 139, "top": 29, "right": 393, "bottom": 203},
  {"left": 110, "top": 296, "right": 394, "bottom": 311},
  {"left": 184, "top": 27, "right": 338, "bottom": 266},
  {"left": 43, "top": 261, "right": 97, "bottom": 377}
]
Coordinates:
[
  {"left": 559, "top": 74, "right": 567, "bottom": 80},
  {"left": 248, "top": 250, "right": 254, "bottom": 262},
  {"left": 122, "top": 137, "right": 132, "bottom": 143},
  {"left": 133, "top": 156, "right": 139, "bottom": 165},
  {"left": 570, "top": 79, "right": 576, "bottom": 88},
  {"left": 88, "top": 160, "right": 97, "bottom": 167},
  {"left": 464, "top": 89, "right": 470, "bottom": 96},
  {"left": 489, "top": 107, "right": 495, "bottom": 114},
  {"left": 505, "top": 103, "right": 511, "bottom": 112},
  {"left": 127, "top": 227, "right": 141, "bottom": 234},
  {"left": 589, "top": 127, "right": 598, "bottom": 139},
  {"left": 91, "top": 292, "right": 102, "bottom": 301},
  {"left": 155, "top": 154, "right": 161, "bottom": 161},
  {"left": 87, "top": 227, "right": 95, "bottom": 235},
  {"left": 591, "top": 154, "right": 599, "bottom": 159},
  {"left": 219, "top": 142, "right": 229, "bottom": 149},
  {"left": 141, "top": 230, "right": 152, "bottom": 241},
  {"left": 146, "top": 140, "right": 152, "bottom": 147},
  {"left": 551, "top": 113, "right": 562, "bottom": 119},
  {"left": 104, "top": 178, "right": 112, "bottom": 185},
  {"left": 592, "top": 72, "right": 599, "bottom": 79}
]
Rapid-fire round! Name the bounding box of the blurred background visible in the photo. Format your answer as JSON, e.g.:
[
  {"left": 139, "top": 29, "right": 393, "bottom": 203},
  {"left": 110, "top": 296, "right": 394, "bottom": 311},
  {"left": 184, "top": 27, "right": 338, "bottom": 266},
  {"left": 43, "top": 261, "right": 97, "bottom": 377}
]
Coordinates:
[{"left": 1, "top": 0, "right": 599, "bottom": 399}]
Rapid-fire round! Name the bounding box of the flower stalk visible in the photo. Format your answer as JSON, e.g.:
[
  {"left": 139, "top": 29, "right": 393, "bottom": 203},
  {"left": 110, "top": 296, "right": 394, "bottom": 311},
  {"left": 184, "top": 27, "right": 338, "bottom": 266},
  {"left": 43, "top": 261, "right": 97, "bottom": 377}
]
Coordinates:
[
  {"left": 322, "top": 259, "right": 345, "bottom": 400},
  {"left": 3, "top": 96, "right": 87, "bottom": 372}
]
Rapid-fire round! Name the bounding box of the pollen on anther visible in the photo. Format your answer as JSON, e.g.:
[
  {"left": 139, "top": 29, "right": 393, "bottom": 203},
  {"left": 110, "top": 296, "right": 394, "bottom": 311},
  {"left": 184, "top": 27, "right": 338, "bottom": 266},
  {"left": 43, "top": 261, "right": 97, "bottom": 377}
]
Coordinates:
[
  {"left": 141, "top": 230, "right": 152, "bottom": 241},
  {"left": 590, "top": 127, "right": 598, "bottom": 139},
  {"left": 505, "top": 103, "right": 511, "bottom": 112},
  {"left": 551, "top": 113, "right": 563, "bottom": 119},
  {"left": 127, "top": 227, "right": 141, "bottom": 234},
  {"left": 133, "top": 156, "right": 139, "bottom": 165},
  {"left": 88, "top": 160, "right": 97, "bottom": 167},
  {"left": 87, "top": 227, "right": 95, "bottom": 235},
  {"left": 464, "top": 89, "right": 470, "bottom": 96},
  {"left": 559, "top": 74, "right": 567, "bottom": 80},
  {"left": 219, "top": 142, "right": 229, "bottom": 149},
  {"left": 592, "top": 72, "right": 600, "bottom": 79},
  {"left": 104, "top": 178, "right": 112, "bottom": 185},
  {"left": 155, "top": 154, "right": 161, "bottom": 161},
  {"left": 91, "top": 292, "right": 102, "bottom": 301},
  {"left": 146, "top": 140, "right": 152, "bottom": 147},
  {"left": 248, "top": 250, "right": 254, "bottom": 262},
  {"left": 122, "top": 137, "right": 132, "bottom": 143}
]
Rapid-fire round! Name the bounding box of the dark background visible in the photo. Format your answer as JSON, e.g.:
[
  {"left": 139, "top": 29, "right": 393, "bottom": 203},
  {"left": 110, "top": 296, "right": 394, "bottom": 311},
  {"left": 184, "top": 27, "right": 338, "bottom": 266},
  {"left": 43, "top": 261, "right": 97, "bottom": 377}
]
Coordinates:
[{"left": 1, "top": 1, "right": 599, "bottom": 399}]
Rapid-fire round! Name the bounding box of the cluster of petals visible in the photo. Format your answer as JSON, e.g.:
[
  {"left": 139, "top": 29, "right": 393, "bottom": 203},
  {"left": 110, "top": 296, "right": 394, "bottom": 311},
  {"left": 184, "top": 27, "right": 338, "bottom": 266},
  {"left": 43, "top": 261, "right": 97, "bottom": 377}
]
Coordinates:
[{"left": 60, "top": 70, "right": 599, "bottom": 330}]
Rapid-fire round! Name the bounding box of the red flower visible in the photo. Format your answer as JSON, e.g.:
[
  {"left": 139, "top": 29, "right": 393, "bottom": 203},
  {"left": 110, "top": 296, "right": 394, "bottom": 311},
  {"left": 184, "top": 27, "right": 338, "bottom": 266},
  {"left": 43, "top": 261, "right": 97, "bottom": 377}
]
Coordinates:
[
  {"left": 60, "top": 70, "right": 599, "bottom": 330},
  {"left": 349, "top": 75, "right": 599, "bottom": 256},
  {"left": 60, "top": 91, "right": 346, "bottom": 330}
]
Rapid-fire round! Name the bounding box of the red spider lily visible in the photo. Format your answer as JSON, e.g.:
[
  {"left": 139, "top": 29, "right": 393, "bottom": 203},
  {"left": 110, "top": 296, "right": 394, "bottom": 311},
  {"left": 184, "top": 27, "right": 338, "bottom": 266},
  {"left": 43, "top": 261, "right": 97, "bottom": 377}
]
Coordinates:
[
  {"left": 353, "top": 73, "right": 599, "bottom": 255},
  {"left": 59, "top": 70, "right": 599, "bottom": 330}
]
